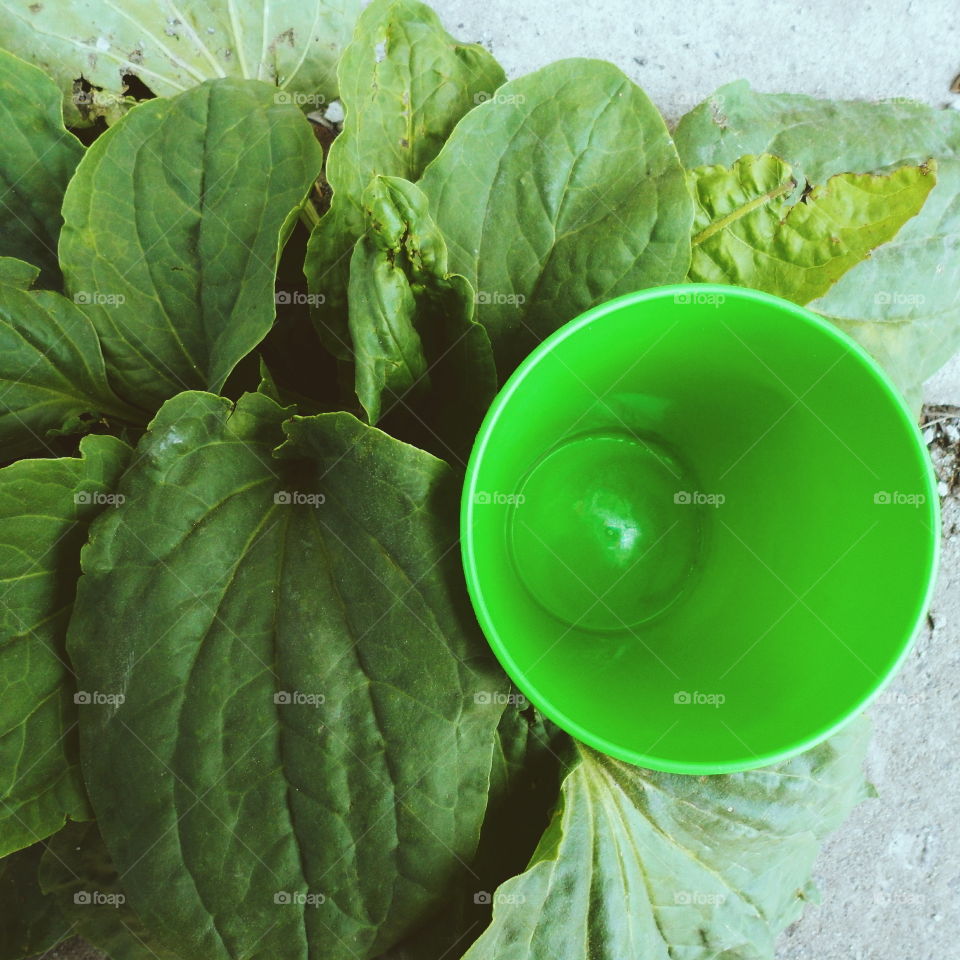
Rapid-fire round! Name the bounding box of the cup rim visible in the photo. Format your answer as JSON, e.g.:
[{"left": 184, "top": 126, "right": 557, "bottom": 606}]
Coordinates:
[{"left": 461, "top": 283, "right": 941, "bottom": 774}]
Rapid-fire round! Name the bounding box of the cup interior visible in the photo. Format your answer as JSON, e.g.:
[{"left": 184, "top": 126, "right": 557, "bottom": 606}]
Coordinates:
[{"left": 462, "top": 285, "right": 939, "bottom": 773}]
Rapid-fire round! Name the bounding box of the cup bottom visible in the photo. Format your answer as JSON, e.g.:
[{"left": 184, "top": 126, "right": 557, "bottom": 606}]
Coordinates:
[{"left": 508, "top": 430, "right": 702, "bottom": 632}]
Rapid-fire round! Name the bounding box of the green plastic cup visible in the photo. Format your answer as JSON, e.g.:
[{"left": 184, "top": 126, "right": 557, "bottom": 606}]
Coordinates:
[{"left": 462, "top": 284, "right": 939, "bottom": 774}]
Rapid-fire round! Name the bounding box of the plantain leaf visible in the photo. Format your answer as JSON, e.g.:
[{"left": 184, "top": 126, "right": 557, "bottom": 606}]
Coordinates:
[
  {"left": 673, "top": 81, "right": 952, "bottom": 183},
  {"left": 0, "top": 0, "right": 360, "bottom": 126},
  {"left": 0, "top": 434, "right": 129, "bottom": 857},
  {"left": 0, "top": 49, "right": 83, "bottom": 288},
  {"left": 304, "top": 0, "right": 505, "bottom": 357},
  {"left": 67, "top": 390, "right": 509, "bottom": 960},
  {"left": 687, "top": 153, "right": 936, "bottom": 304},
  {"left": 464, "top": 718, "right": 872, "bottom": 960},
  {"left": 59, "top": 78, "right": 324, "bottom": 411},
  {"left": 418, "top": 58, "right": 693, "bottom": 377},
  {"left": 380, "top": 701, "right": 569, "bottom": 960},
  {"left": 0, "top": 280, "right": 142, "bottom": 459}
]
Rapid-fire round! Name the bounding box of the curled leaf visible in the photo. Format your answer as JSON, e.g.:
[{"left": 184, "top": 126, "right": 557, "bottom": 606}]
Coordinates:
[
  {"left": 675, "top": 81, "right": 960, "bottom": 410},
  {"left": 348, "top": 176, "right": 496, "bottom": 458}
]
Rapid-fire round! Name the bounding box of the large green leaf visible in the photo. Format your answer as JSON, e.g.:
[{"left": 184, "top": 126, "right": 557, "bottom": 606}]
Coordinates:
[
  {"left": 418, "top": 58, "right": 694, "bottom": 376},
  {"left": 40, "top": 821, "right": 182, "bottom": 960},
  {"left": 304, "top": 0, "right": 504, "bottom": 358},
  {"left": 381, "top": 702, "right": 569, "bottom": 960},
  {"left": 59, "top": 78, "right": 324, "bottom": 411},
  {"left": 0, "top": 0, "right": 360, "bottom": 126},
  {"left": 675, "top": 81, "right": 960, "bottom": 410},
  {"left": 68, "top": 390, "right": 509, "bottom": 960},
  {"left": 0, "top": 841, "right": 67, "bottom": 959},
  {"left": 0, "top": 50, "right": 83, "bottom": 287},
  {"left": 687, "top": 153, "right": 935, "bottom": 303},
  {"left": 0, "top": 435, "right": 129, "bottom": 857},
  {"left": 348, "top": 175, "right": 496, "bottom": 459},
  {"left": 674, "top": 81, "right": 954, "bottom": 182},
  {"left": 463, "top": 718, "right": 872, "bottom": 960},
  {"left": 0, "top": 279, "right": 142, "bottom": 460}
]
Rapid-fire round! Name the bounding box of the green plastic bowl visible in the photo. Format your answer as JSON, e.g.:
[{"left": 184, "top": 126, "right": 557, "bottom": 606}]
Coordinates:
[{"left": 461, "top": 284, "right": 939, "bottom": 774}]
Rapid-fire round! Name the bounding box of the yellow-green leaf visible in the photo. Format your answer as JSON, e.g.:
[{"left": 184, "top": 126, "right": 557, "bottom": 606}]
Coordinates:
[{"left": 687, "top": 153, "right": 936, "bottom": 304}]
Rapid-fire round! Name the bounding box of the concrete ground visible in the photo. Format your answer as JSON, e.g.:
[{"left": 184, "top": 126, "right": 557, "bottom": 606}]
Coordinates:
[{"left": 33, "top": 2, "right": 960, "bottom": 958}]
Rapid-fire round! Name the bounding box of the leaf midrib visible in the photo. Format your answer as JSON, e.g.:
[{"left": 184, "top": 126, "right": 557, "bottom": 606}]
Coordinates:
[{"left": 692, "top": 176, "right": 795, "bottom": 246}]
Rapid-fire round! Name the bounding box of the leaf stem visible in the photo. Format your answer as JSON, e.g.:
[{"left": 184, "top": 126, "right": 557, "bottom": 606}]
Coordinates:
[{"left": 299, "top": 197, "right": 322, "bottom": 232}]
